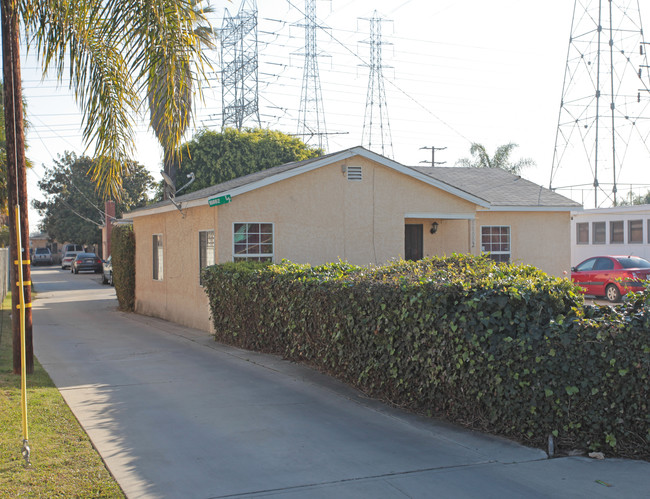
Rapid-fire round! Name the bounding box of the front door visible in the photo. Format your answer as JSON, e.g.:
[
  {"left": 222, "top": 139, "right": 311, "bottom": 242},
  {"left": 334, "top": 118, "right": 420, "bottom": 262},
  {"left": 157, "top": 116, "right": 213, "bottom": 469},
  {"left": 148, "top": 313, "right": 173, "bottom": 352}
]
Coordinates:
[{"left": 405, "top": 224, "right": 423, "bottom": 261}]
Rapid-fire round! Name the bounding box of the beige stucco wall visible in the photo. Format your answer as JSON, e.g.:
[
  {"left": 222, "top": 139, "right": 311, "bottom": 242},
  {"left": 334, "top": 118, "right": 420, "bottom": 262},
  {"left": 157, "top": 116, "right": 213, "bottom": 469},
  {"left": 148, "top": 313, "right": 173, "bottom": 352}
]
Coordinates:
[
  {"left": 132, "top": 155, "right": 572, "bottom": 331},
  {"left": 133, "top": 205, "right": 217, "bottom": 332},
  {"left": 215, "top": 157, "right": 477, "bottom": 265},
  {"left": 475, "top": 210, "right": 571, "bottom": 276}
]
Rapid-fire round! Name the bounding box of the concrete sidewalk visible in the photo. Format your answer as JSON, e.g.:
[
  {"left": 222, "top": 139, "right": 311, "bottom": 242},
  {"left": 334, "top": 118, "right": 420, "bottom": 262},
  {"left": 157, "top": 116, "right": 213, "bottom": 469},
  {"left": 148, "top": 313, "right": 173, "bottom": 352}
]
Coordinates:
[{"left": 31, "top": 268, "right": 650, "bottom": 498}]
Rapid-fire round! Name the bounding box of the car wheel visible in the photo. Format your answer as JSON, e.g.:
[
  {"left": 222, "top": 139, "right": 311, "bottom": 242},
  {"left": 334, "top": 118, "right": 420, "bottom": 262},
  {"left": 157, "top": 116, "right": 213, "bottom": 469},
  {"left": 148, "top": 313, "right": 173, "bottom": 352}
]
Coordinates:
[{"left": 606, "top": 284, "right": 621, "bottom": 303}]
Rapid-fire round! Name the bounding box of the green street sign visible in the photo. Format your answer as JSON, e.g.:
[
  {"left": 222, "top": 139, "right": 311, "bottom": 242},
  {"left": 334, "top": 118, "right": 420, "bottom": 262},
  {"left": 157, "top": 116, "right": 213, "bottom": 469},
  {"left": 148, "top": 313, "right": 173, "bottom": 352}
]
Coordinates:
[{"left": 208, "top": 194, "right": 232, "bottom": 207}]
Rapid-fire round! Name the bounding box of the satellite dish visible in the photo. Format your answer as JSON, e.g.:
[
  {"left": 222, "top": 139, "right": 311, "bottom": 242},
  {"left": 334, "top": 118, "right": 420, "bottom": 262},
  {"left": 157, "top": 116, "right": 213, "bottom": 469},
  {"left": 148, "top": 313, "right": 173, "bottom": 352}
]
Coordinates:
[{"left": 161, "top": 171, "right": 175, "bottom": 188}]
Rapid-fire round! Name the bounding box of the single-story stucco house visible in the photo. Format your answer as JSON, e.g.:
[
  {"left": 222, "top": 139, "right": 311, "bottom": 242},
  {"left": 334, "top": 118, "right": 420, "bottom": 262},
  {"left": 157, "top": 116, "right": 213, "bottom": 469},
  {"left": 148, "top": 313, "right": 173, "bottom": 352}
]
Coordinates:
[{"left": 126, "top": 146, "right": 581, "bottom": 331}]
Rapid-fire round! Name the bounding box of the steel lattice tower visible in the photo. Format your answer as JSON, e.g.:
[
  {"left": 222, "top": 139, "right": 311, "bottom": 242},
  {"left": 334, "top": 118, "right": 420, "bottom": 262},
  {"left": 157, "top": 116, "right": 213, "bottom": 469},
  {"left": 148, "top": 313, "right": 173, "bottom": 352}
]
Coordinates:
[
  {"left": 550, "top": 0, "right": 650, "bottom": 207},
  {"left": 360, "top": 11, "right": 393, "bottom": 158},
  {"left": 220, "top": 0, "right": 261, "bottom": 130},
  {"left": 296, "top": 0, "right": 328, "bottom": 151}
]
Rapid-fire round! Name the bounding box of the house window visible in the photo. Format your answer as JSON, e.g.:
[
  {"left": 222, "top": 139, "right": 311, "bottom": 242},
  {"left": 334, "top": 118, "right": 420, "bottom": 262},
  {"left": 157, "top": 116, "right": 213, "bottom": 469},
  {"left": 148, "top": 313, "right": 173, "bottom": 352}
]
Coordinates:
[
  {"left": 481, "top": 226, "right": 510, "bottom": 263},
  {"left": 233, "top": 223, "right": 273, "bottom": 262},
  {"left": 153, "top": 234, "right": 163, "bottom": 280},
  {"left": 576, "top": 223, "right": 589, "bottom": 245},
  {"left": 628, "top": 220, "right": 643, "bottom": 243},
  {"left": 592, "top": 222, "right": 606, "bottom": 244},
  {"left": 199, "top": 230, "right": 215, "bottom": 284},
  {"left": 610, "top": 221, "right": 624, "bottom": 244}
]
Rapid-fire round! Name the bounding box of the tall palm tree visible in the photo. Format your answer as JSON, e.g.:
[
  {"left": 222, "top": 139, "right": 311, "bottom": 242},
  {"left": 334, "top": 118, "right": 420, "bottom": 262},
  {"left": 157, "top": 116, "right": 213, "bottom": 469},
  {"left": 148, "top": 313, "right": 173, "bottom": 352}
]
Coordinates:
[
  {"left": 19, "top": 0, "right": 212, "bottom": 198},
  {"left": 456, "top": 143, "right": 535, "bottom": 175},
  {"left": 2, "top": 0, "right": 211, "bottom": 374},
  {"left": 147, "top": 0, "right": 216, "bottom": 199}
]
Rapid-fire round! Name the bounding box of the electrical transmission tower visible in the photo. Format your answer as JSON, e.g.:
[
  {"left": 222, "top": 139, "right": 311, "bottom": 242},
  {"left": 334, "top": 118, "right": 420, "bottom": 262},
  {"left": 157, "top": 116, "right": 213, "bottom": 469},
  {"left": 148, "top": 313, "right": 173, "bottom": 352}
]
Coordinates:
[
  {"left": 550, "top": 0, "right": 650, "bottom": 207},
  {"left": 360, "top": 11, "right": 393, "bottom": 158},
  {"left": 220, "top": 0, "right": 261, "bottom": 130},
  {"left": 296, "top": 0, "right": 328, "bottom": 151}
]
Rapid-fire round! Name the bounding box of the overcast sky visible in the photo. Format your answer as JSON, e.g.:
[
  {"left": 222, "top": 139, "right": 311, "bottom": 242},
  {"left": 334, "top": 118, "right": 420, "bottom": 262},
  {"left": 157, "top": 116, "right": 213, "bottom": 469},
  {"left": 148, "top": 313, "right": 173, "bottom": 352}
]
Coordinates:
[{"left": 21, "top": 0, "right": 650, "bottom": 228}]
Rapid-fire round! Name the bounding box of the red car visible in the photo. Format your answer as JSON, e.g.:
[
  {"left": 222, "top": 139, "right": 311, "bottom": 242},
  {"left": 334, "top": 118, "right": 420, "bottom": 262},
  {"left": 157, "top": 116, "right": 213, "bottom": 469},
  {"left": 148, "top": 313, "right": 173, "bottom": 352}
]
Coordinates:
[{"left": 571, "top": 255, "right": 650, "bottom": 302}]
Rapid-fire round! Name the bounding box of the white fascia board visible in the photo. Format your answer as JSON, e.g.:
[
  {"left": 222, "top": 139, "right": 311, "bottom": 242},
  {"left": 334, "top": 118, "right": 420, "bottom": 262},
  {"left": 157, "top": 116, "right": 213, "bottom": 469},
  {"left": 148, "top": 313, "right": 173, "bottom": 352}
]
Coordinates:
[
  {"left": 572, "top": 204, "right": 650, "bottom": 216},
  {"left": 405, "top": 212, "right": 475, "bottom": 220},
  {"left": 480, "top": 205, "right": 578, "bottom": 212}
]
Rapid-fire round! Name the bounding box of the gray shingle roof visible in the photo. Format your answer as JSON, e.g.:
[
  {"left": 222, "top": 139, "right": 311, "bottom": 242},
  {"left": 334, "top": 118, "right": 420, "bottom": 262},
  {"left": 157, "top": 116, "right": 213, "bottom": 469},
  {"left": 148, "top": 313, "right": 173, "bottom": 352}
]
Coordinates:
[
  {"left": 411, "top": 166, "right": 581, "bottom": 208},
  {"left": 130, "top": 146, "right": 580, "bottom": 216}
]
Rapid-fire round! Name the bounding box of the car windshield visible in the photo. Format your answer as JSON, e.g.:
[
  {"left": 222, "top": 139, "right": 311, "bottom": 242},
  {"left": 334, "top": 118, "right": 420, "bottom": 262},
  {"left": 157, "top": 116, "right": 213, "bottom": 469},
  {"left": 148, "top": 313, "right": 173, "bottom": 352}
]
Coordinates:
[
  {"left": 35, "top": 248, "right": 49, "bottom": 254},
  {"left": 78, "top": 253, "right": 96, "bottom": 258},
  {"left": 64, "top": 252, "right": 75, "bottom": 258},
  {"left": 617, "top": 257, "right": 650, "bottom": 269}
]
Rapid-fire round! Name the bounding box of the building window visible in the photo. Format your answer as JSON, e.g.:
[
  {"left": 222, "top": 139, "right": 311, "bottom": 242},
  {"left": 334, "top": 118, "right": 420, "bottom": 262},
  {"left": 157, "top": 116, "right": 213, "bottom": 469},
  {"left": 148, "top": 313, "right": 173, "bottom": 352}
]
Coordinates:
[
  {"left": 610, "top": 220, "right": 624, "bottom": 244},
  {"left": 199, "top": 230, "right": 215, "bottom": 284},
  {"left": 153, "top": 234, "right": 163, "bottom": 280},
  {"left": 576, "top": 223, "right": 589, "bottom": 245},
  {"left": 233, "top": 223, "right": 273, "bottom": 262},
  {"left": 480, "top": 226, "right": 510, "bottom": 263},
  {"left": 592, "top": 222, "right": 606, "bottom": 244},
  {"left": 628, "top": 219, "right": 643, "bottom": 244}
]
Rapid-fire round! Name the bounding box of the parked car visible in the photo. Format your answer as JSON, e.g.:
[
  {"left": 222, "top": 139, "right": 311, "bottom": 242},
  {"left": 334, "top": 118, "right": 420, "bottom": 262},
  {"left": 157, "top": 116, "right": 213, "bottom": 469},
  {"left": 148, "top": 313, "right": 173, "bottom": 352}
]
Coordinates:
[
  {"left": 61, "top": 251, "right": 82, "bottom": 270},
  {"left": 571, "top": 255, "right": 650, "bottom": 302},
  {"left": 102, "top": 256, "right": 113, "bottom": 285},
  {"left": 71, "top": 252, "right": 103, "bottom": 274},
  {"left": 32, "top": 247, "right": 53, "bottom": 266}
]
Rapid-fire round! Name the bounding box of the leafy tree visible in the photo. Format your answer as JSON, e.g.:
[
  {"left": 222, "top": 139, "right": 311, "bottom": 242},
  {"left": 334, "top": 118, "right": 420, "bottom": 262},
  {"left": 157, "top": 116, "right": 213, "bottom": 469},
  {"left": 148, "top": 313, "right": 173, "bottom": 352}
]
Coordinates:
[
  {"left": 33, "top": 152, "right": 153, "bottom": 246},
  {"left": 616, "top": 190, "right": 650, "bottom": 206},
  {"left": 456, "top": 143, "right": 535, "bottom": 175},
  {"left": 167, "top": 128, "right": 323, "bottom": 196}
]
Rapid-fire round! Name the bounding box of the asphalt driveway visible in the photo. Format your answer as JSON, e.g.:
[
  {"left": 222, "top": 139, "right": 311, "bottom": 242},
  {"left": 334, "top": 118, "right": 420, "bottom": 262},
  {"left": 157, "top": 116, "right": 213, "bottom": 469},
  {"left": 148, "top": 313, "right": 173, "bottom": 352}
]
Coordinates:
[{"left": 31, "top": 267, "right": 650, "bottom": 498}]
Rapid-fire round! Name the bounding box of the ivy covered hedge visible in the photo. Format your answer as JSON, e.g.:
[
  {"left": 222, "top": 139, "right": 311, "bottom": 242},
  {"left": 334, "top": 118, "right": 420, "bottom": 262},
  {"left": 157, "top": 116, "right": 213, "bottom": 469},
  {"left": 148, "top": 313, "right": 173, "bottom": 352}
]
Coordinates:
[
  {"left": 111, "top": 225, "right": 135, "bottom": 311},
  {"left": 202, "top": 255, "right": 650, "bottom": 460}
]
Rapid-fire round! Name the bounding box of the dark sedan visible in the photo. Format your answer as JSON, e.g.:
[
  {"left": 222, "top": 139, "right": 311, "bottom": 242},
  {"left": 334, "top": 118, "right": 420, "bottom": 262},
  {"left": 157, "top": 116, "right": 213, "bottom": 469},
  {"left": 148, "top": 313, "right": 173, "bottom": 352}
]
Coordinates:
[
  {"left": 571, "top": 255, "right": 650, "bottom": 302},
  {"left": 71, "top": 252, "right": 103, "bottom": 274}
]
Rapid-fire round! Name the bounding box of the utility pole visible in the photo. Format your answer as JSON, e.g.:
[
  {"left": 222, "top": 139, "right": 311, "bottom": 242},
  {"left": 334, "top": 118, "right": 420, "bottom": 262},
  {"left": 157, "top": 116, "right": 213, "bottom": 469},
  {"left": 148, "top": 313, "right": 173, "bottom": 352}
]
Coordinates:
[
  {"left": 419, "top": 146, "right": 447, "bottom": 166},
  {"left": 2, "top": 0, "right": 33, "bottom": 374}
]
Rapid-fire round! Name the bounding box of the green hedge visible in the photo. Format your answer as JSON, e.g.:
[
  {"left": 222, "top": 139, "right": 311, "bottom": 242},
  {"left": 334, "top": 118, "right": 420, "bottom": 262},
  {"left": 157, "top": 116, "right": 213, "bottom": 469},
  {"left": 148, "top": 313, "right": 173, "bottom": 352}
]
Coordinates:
[
  {"left": 202, "top": 255, "right": 650, "bottom": 460},
  {"left": 111, "top": 225, "right": 135, "bottom": 311}
]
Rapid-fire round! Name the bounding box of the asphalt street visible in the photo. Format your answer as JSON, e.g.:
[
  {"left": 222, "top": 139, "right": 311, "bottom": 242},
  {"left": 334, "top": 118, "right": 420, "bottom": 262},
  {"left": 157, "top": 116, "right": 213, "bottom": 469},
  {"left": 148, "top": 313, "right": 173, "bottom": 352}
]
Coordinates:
[{"left": 30, "top": 267, "right": 650, "bottom": 498}]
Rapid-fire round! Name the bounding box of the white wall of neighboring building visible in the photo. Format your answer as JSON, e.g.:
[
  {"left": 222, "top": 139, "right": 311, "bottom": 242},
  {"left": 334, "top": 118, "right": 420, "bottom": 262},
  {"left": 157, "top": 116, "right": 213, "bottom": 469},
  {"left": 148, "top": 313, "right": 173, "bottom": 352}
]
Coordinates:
[{"left": 571, "top": 204, "right": 650, "bottom": 266}]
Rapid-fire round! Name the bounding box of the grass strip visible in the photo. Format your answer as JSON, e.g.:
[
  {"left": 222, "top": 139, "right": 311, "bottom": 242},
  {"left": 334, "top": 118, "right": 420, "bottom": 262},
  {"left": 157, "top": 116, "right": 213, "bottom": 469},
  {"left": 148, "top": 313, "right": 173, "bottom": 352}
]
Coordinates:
[{"left": 0, "top": 293, "right": 124, "bottom": 498}]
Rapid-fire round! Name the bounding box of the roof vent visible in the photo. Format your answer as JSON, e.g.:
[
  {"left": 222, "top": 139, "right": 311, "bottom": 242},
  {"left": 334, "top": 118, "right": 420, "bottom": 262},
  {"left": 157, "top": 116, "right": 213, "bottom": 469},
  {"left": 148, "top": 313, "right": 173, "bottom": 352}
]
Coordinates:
[{"left": 347, "top": 166, "right": 362, "bottom": 181}]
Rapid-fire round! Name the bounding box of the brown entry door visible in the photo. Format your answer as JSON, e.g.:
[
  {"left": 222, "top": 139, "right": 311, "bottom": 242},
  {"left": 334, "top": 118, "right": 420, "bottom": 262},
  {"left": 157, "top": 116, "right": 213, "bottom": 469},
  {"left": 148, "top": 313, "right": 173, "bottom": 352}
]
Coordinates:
[{"left": 405, "top": 224, "right": 423, "bottom": 261}]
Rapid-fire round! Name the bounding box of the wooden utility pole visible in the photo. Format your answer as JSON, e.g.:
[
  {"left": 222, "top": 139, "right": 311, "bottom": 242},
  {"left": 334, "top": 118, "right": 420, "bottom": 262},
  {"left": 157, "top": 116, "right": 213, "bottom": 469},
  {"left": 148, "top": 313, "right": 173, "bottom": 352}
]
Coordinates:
[{"left": 2, "top": 0, "right": 34, "bottom": 374}]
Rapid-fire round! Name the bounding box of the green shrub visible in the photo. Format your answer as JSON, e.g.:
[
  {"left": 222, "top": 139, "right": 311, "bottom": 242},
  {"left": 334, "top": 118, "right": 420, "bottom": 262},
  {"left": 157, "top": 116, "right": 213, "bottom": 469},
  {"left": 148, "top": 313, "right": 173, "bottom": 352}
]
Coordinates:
[
  {"left": 111, "top": 225, "right": 135, "bottom": 311},
  {"left": 202, "top": 254, "right": 650, "bottom": 460}
]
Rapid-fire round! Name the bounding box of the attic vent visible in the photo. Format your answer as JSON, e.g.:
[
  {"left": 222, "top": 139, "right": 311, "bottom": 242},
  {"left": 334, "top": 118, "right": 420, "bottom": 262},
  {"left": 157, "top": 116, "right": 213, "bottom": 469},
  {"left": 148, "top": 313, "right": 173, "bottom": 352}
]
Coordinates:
[{"left": 347, "top": 166, "right": 363, "bottom": 181}]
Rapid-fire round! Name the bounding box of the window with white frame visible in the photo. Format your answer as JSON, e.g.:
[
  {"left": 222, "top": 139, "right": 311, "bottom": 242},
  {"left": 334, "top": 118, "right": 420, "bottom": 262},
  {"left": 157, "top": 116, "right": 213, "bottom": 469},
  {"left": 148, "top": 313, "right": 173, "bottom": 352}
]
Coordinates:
[
  {"left": 628, "top": 220, "right": 643, "bottom": 243},
  {"left": 610, "top": 220, "right": 624, "bottom": 243},
  {"left": 480, "top": 226, "right": 510, "bottom": 263},
  {"left": 199, "top": 230, "right": 215, "bottom": 284},
  {"left": 592, "top": 222, "right": 606, "bottom": 244},
  {"left": 233, "top": 223, "right": 273, "bottom": 262},
  {"left": 153, "top": 234, "right": 163, "bottom": 280},
  {"left": 576, "top": 223, "right": 589, "bottom": 244}
]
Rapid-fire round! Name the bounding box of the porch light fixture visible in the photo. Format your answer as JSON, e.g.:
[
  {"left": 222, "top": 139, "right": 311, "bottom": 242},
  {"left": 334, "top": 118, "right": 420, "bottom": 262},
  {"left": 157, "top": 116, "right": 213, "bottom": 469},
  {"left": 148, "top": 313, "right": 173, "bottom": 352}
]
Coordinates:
[{"left": 430, "top": 222, "right": 439, "bottom": 234}]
